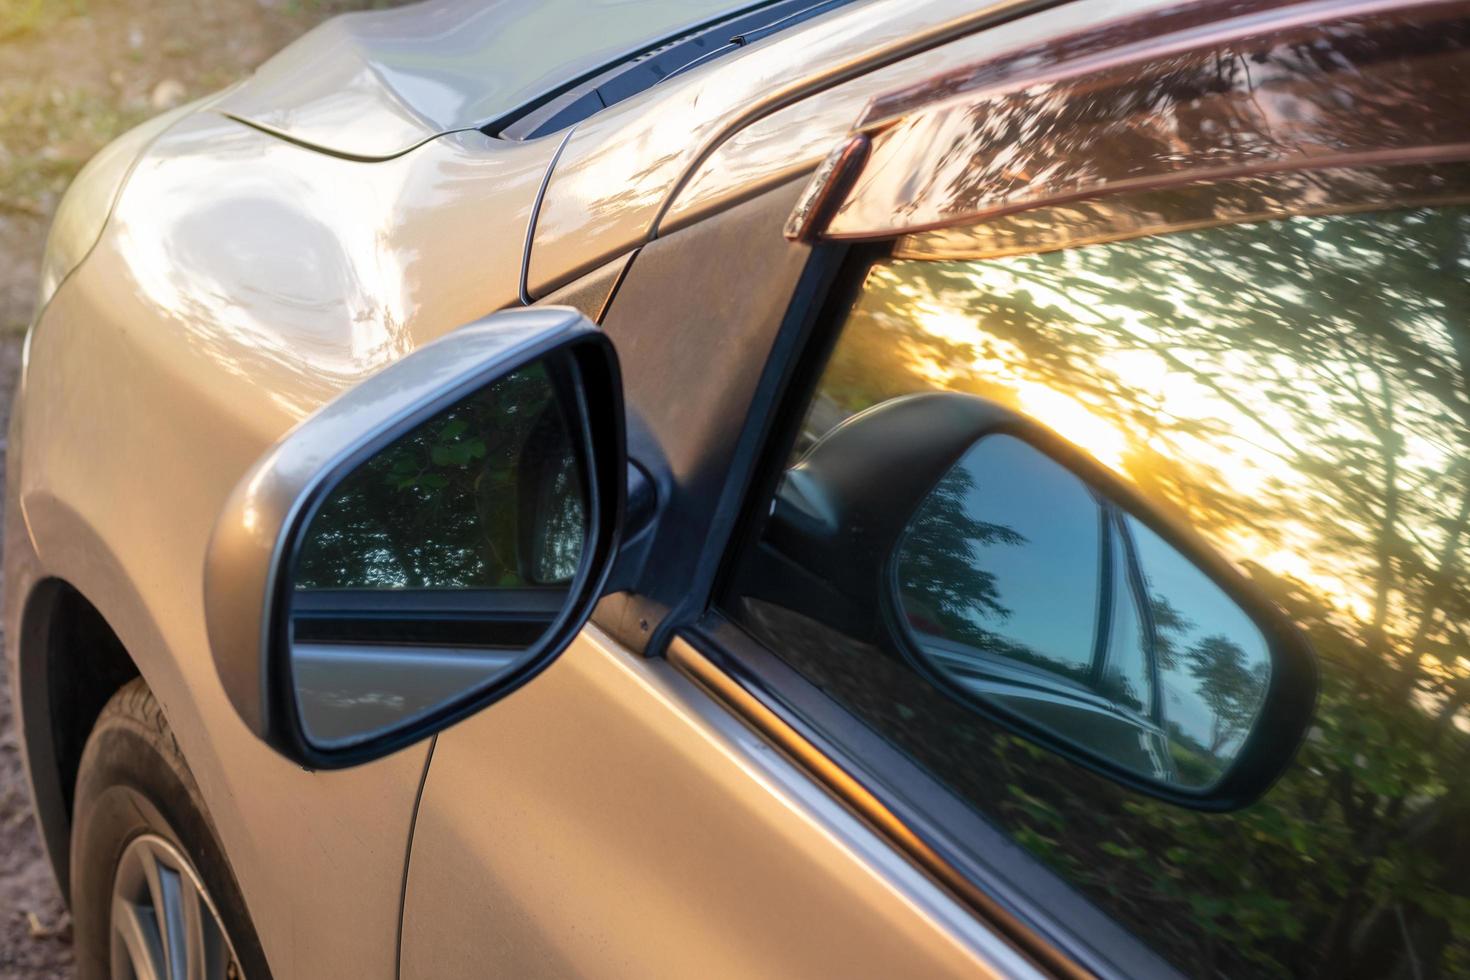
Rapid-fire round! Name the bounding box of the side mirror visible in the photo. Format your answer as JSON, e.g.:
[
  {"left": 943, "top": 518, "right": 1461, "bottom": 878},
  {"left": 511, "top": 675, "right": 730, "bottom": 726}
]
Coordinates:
[
  {"left": 769, "top": 392, "right": 1316, "bottom": 809},
  {"left": 205, "top": 308, "right": 623, "bottom": 768}
]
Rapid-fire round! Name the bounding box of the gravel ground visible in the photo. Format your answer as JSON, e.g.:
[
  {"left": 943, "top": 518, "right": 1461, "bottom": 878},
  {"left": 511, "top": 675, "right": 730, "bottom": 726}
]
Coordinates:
[{"left": 0, "top": 1, "right": 407, "bottom": 974}]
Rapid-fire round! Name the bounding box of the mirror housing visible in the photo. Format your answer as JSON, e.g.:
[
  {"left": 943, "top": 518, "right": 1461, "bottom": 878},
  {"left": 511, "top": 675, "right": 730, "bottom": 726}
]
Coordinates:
[{"left": 204, "top": 307, "right": 623, "bottom": 768}]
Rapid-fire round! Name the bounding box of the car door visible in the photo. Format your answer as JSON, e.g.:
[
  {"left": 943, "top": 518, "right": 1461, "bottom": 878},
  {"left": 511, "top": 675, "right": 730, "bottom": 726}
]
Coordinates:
[
  {"left": 401, "top": 2, "right": 1470, "bottom": 978},
  {"left": 395, "top": 170, "right": 1046, "bottom": 977}
]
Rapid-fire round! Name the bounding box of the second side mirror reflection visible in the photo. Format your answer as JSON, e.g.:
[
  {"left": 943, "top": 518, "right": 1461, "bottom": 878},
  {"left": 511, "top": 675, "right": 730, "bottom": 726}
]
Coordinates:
[
  {"left": 894, "top": 434, "right": 1271, "bottom": 790},
  {"left": 765, "top": 392, "right": 1315, "bottom": 808}
]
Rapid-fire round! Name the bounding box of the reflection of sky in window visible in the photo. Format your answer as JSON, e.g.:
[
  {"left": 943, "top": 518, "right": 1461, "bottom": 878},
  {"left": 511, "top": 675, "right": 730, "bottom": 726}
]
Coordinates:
[
  {"left": 949, "top": 435, "right": 1101, "bottom": 672},
  {"left": 1128, "top": 516, "right": 1271, "bottom": 752}
]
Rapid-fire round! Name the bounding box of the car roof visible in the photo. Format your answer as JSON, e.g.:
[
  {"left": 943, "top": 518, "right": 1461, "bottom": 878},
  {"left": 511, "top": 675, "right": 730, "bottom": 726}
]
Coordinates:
[{"left": 216, "top": 0, "right": 791, "bottom": 160}]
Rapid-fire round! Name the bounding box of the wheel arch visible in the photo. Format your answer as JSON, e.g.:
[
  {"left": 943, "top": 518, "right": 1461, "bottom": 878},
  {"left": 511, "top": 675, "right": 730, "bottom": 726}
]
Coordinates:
[{"left": 15, "top": 576, "right": 140, "bottom": 903}]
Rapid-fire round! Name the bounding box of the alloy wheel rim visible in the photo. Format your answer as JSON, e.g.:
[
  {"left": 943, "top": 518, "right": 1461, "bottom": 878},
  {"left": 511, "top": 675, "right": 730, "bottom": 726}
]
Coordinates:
[{"left": 109, "top": 833, "right": 242, "bottom": 980}]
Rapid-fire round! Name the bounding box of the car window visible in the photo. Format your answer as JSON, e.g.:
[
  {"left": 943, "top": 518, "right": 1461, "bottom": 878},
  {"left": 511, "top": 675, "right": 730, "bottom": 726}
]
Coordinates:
[{"left": 721, "top": 195, "right": 1470, "bottom": 977}]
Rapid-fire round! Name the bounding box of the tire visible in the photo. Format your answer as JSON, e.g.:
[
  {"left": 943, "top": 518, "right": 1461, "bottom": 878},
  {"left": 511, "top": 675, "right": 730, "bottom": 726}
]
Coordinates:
[{"left": 70, "top": 678, "right": 270, "bottom": 980}]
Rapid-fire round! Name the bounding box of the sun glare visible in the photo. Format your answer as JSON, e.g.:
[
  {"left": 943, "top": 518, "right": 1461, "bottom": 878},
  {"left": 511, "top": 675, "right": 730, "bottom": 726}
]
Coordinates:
[{"left": 1013, "top": 382, "right": 1131, "bottom": 470}]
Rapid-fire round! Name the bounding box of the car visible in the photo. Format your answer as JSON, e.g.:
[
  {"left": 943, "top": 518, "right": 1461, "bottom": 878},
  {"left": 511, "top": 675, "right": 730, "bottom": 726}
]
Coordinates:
[{"left": 7, "top": 0, "right": 1469, "bottom": 976}]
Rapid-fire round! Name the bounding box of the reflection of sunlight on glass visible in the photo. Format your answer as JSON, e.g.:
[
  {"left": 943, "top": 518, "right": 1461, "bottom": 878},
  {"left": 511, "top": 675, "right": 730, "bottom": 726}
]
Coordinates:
[
  {"left": 1013, "top": 383, "right": 1129, "bottom": 470},
  {"left": 895, "top": 336, "right": 959, "bottom": 388},
  {"left": 907, "top": 302, "right": 1132, "bottom": 467},
  {"left": 1220, "top": 523, "right": 1375, "bottom": 624},
  {"left": 951, "top": 263, "right": 1379, "bottom": 597},
  {"left": 884, "top": 232, "right": 1469, "bottom": 651},
  {"left": 909, "top": 304, "right": 976, "bottom": 345}
]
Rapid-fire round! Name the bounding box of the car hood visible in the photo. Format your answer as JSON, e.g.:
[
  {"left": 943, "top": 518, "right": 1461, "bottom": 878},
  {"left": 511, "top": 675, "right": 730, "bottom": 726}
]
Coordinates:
[{"left": 216, "top": 0, "right": 763, "bottom": 160}]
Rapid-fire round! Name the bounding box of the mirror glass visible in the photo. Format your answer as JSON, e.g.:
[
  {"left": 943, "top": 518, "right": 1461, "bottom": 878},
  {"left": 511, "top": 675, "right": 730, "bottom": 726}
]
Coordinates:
[
  {"left": 289, "top": 358, "right": 587, "bottom": 747},
  {"left": 894, "top": 434, "right": 1271, "bottom": 789}
]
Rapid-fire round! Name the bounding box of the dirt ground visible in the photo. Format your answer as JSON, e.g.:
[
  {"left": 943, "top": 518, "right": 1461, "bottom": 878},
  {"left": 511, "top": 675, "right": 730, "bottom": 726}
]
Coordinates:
[{"left": 0, "top": 1, "right": 406, "bottom": 974}]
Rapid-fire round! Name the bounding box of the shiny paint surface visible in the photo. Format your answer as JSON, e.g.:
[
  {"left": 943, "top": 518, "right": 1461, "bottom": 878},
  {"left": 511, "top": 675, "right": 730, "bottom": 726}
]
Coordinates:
[
  {"left": 10, "top": 2, "right": 1045, "bottom": 971},
  {"left": 9, "top": 106, "right": 556, "bottom": 977},
  {"left": 217, "top": 0, "right": 765, "bottom": 159},
  {"left": 666, "top": 636, "right": 1092, "bottom": 980},
  {"left": 526, "top": 0, "right": 1194, "bottom": 297},
  {"left": 34, "top": 99, "right": 202, "bottom": 312},
  {"left": 86, "top": 111, "right": 555, "bottom": 432},
  {"left": 4, "top": 3, "right": 1218, "bottom": 976},
  {"left": 526, "top": 0, "right": 1057, "bottom": 296},
  {"left": 400, "top": 625, "right": 1040, "bottom": 980},
  {"left": 11, "top": 265, "right": 429, "bottom": 980}
]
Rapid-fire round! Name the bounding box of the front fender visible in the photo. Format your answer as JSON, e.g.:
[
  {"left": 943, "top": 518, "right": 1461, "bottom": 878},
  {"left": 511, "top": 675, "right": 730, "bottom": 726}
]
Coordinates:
[{"left": 4, "top": 108, "right": 560, "bottom": 977}]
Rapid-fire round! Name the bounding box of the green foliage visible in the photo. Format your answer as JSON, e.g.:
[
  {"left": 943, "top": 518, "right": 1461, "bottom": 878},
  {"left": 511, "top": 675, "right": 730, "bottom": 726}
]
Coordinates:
[
  {"left": 894, "top": 461, "right": 1023, "bottom": 643},
  {"left": 0, "top": 0, "right": 84, "bottom": 42},
  {"left": 295, "top": 361, "right": 585, "bottom": 591}
]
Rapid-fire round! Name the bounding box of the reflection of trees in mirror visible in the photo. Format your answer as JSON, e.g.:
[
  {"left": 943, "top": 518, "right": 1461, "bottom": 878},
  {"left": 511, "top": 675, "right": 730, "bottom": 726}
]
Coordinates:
[
  {"left": 1146, "top": 595, "right": 1267, "bottom": 780},
  {"left": 1185, "top": 633, "right": 1268, "bottom": 758},
  {"left": 895, "top": 436, "right": 1268, "bottom": 788},
  {"left": 529, "top": 453, "right": 586, "bottom": 583},
  {"left": 744, "top": 201, "right": 1470, "bottom": 976},
  {"left": 896, "top": 458, "right": 1108, "bottom": 688},
  {"left": 893, "top": 463, "right": 1026, "bottom": 650},
  {"left": 295, "top": 361, "right": 585, "bottom": 591}
]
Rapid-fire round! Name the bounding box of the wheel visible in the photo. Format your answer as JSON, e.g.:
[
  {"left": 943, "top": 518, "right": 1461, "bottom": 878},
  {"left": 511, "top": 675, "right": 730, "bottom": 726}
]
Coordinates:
[{"left": 70, "top": 678, "right": 270, "bottom": 980}]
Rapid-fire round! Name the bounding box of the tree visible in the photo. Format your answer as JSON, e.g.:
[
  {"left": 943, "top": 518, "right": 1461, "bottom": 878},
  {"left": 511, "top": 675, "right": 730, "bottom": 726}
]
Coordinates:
[
  {"left": 295, "top": 361, "right": 584, "bottom": 591},
  {"left": 1186, "top": 635, "right": 1269, "bottom": 758},
  {"left": 894, "top": 461, "right": 1024, "bottom": 647}
]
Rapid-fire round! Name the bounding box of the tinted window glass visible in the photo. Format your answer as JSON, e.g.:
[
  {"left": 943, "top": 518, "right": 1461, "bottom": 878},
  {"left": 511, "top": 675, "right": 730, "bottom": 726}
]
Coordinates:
[{"left": 724, "top": 201, "right": 1470, "bottom": 977}]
